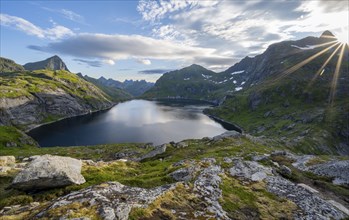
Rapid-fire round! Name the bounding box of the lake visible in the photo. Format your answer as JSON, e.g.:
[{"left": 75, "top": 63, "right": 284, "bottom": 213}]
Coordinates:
[{"left": 28, "top": 99, "right": 230, "bottom": 147}]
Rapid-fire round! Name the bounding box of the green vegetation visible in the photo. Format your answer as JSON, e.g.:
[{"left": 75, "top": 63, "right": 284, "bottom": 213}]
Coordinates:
[
  {"left": 207, "top": 69, "right": 349, "bottom": 155},
  {"left": 0, "top": 142, "right": 147, "bottom": 160},
  {"left": 0, "top": 70, "right": 109, "bottom": 103},
  {"left": 220, "top": 175, "right": 297, "bottom": 219},
  {"left": 0, "top": 126, "right": 38, "bottom": 148},
  {"left": 0, "top": 57, "right": 25, "bottom": 73}
]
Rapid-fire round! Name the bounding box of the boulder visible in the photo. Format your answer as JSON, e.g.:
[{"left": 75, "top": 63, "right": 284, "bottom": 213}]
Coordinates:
[
  {"left": 0, "top": 156, "right": 15, "bottom": 166},
  {"left": 229, "top": 159, "right": 272, "bottom": 181},
  {"left": 174, "top": 141, "right": 188, "bottom": 148},
  {"left": 279, "top": 165, "right": 292, "bottom": 176},
  {"left": 169, "top": 166, "right": 197, "bottom": 182},
  {"left": 12, "top": 155, "right": 85, "bottom": 191},
  {"left": 212, "top": 131, "right": 241, "bottom": 141},
  {"left": 138, "top": 144, "right": 167, "bottom": 161}
]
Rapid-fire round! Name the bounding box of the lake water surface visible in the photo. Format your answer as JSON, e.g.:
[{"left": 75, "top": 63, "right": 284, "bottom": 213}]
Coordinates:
[{"left": 28, "top": 100, "right": 229, "bottom": 147}]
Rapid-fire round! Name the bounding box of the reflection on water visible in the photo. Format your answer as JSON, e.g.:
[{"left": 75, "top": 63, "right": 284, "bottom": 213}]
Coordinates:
[{"left": 28, "top": 100, "right": 228, "bottom": 147}]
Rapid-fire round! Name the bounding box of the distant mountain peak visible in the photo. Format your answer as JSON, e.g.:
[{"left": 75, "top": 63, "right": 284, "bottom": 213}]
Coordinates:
[
  {"left": 188, "top": 64, "right": 203, "bottom": 68},
  {"left": 320, "top": 30, "right": 336, "bottom": 39},
  {"left": 23, "top": 55, "right": 69, "bottom": 72}
]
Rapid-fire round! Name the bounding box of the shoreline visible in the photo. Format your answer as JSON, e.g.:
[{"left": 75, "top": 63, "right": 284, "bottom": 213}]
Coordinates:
[
  {"left": 204, "top": 113, "right": 244, "bottom": 133},
  {"left": 25, "top": 102, "right": 119, "bottom": 133},
  {"left": 144, "top": 97, "right": 219, "bottom": 106}
]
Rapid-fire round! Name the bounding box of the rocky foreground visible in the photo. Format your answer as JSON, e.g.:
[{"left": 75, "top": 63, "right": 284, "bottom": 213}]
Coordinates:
[{"left": 0, "top": 132, "right": 349, "bottom": 219}]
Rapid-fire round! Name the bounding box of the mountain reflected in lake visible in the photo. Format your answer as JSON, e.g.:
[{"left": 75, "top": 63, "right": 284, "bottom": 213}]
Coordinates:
[{"left": 28, "top": 100, "right": 228, "bottom": 147}]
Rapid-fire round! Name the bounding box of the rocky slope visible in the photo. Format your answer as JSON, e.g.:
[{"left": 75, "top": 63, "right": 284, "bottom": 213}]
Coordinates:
[
  {"left": 23, "top": 55, "right": 69, "bottom": 72},
  {"left": 0, "top": 133, "right": 348, "bottom": 219},
  {"left": 0, "top": 57, "right": 113, "bottom": 130}
]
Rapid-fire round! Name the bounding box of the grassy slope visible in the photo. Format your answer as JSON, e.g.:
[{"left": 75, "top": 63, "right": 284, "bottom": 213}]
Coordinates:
[
  {"left": 0, "top": 126, "right": 38, "bottom": 148},
  {"left": 0, "top": 70, "right": 109, "bottom": 102}
]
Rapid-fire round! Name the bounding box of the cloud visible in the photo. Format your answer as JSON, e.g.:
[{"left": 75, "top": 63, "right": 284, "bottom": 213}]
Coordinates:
[
  {"left": 137, "top": 0, "right": 348, "bottom": 68},
  {"left": 73, "top": 59, "right": 102, "bottom": 67},
  {"left": 40, "top": 5, "right": 86, "bottom": 24},
  {"left": 138, "top": 69, "right": 173, "bottom": 74},
  {"left": 28, "top": 33, "right": 232, "bottom": 69},
  {"left": 60, "top": 9, "right": 85, "bottom": 23},
  {"left": 137, "top": 59, "right": 151, "bottom": 65},
  {"left": 0, "top": 13, "right": 74, "bottom": 40},
  {"left": 104, "top": 59, "right": 115, "bottom": 65}
]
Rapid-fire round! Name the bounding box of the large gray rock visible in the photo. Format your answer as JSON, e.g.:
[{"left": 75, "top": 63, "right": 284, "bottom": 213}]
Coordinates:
[
  {"left": 37, "top": 181, "right": 176, "bottom": 220},
  {"left": 169, "top": 165, "right": 199, "bottom": 182},
  {"left": 138, "top": 144, "right": 167, "bottom": 161},
  {"left": 12, "top": 155, "right": 85, "bottom": 190},
  {"left": 229, "top": 159, "right": 272, "bottom": 181}
]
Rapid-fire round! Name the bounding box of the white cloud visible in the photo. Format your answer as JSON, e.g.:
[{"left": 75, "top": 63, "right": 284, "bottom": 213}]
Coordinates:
[
  {"left": 40, "top": 5, "right": 86, "bottom": 24},
  {"left": 137, "top": 59, "right": 152, "bottom": 65},
  {"left": 137, "top": 0, "right": 348, "bottom": 66},
  {"left": 0, "top": 13, "right": 74, "bottom": 40},
  {"left": 60, "top": 9, "right": 84, "bottom": 23},
  {"left": 28, "top": 33, "right": 233, "bottom": 69},
  {"left": 104, "top": 59, "right": 115, "bottom": 65}
]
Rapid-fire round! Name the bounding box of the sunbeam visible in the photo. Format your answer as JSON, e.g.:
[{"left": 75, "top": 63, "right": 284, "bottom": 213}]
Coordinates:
[
  {"left": 305, "top": 43, "right": 342, "bottom": 91},
  {"left": 271, "top": 41, "right": 340, "bottom": 84},
  {"left": 329, "top": 43, "right": 346, "bottom": 106}
]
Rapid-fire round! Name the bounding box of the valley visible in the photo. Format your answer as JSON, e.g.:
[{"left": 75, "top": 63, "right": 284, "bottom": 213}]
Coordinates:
[{"left": 0, "top": 30, "right": 348, "bottom": 220}]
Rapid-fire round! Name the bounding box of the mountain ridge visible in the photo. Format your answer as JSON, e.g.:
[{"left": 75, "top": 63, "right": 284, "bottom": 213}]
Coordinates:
[
  {"left": 80, "top": 74, "right": 155, "bottom": 97},
  {"left": 143, "top": 31, "right": 349, "bottom": 154}
]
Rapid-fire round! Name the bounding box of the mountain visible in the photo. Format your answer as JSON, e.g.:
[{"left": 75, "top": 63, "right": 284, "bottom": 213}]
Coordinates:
[
  {"left": 0, "top": 57, "right": 113, "bottom": 130},
  {"left": 142, "top": 64, "right": 224, "bottom": 102},
  {"left": 79, "top": 75, "right": 154, "bottom": 97},
  {"left": 121, "top": 79, "right": 155, "bottom": 96},
  {"left": 207, "top": 31, "right": 349, "bottom": 154},
  {"left": 143, "top": 31, "right": 349, "bottom": 154},
  {"left": 0, "top": 57, "right": 25, "bottom": 72},
  {"left": 23, "top": 55, "right": 70, "bottom": 72},
  {"left": 81, "top": 75, "right": 132, "bottom": 101}
]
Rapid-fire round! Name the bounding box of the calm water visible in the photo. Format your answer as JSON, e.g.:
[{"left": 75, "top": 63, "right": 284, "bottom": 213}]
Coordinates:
[{"left": 28, "top": 100, "right": 229, "bottom": 147}]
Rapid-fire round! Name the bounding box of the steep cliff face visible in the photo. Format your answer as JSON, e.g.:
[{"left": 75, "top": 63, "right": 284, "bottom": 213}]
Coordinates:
[{"left": 0, "top": 68, "right": 112, "bottom": 130}]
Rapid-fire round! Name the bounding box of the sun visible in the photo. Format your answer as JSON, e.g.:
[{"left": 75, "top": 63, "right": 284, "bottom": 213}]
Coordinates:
[{"left": 335, "top": 26, "right": 349, "bottom": 44}]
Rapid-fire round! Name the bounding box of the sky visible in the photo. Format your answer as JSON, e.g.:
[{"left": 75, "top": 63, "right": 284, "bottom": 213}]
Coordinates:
[{"left": 0, "top": 0, "right": 348, "bottom": 82}]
